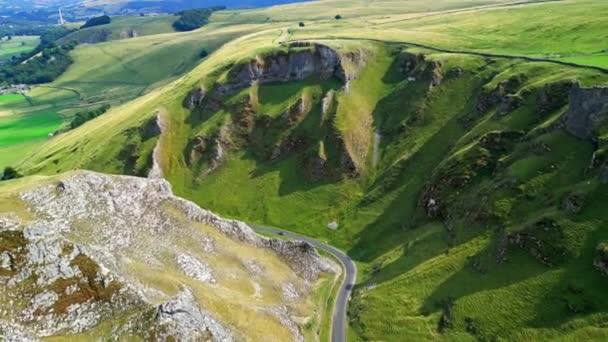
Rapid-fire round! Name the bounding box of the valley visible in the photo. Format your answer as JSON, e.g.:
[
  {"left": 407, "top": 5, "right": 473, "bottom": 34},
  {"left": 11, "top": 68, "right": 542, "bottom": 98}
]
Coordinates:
[{"left": 1, "top": 0, "right": 608, "bottom": 340}]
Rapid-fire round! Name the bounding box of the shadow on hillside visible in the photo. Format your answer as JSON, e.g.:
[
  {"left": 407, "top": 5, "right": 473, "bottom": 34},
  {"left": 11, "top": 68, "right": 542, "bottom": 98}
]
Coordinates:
[
  {"left": 246, "top": 86, "right": 344, "bottom": 197},
  {"left": 246, "top": 150, "right": 338, "bottom": 196},
  {"left": 419, "top": 215, "right": 608, "bottom": 336},
  {"left": 526, "top": 218, "right": 608, "bottom": 329},
  {"left": 348, "top": 111, "right": 466, "bottom": 263},
  {"left": 420, "top": 247, "right": 548, "bottom": 314}
]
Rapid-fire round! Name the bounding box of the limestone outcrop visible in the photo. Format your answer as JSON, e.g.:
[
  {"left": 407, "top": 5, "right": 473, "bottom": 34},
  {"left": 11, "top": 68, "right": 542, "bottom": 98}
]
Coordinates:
[
  {"left": 0, "top": 171, "right": 333, "bottom": 340},
  {"left": 216, "top": 43, "right": 350, "bottom": 95},
  {"left": 560, "top": 84, "right": 608, "bottom": 140},
  {"left": 477, "top": 74, "right": 526, "bottom": 114}
]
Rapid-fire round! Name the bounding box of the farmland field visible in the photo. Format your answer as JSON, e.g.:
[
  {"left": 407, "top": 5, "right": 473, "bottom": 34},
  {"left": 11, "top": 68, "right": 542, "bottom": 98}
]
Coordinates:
[{"left": 0, "top": 36, "right": 39, "bottom": 63}]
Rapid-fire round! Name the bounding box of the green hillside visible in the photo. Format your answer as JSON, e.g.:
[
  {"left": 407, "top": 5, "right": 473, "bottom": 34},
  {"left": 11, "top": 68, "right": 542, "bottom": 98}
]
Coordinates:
[
  {"left": 2, "top": 0, "right": 608, "bottom": 340},
  {"left": 58, "top": 15, "right": 177, "bottom": 44},
  {"left": 0, "top": 20, "right": 275, "bottom": 169}
]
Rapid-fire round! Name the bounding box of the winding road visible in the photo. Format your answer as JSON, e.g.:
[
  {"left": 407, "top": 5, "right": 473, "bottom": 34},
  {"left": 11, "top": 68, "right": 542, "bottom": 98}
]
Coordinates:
[{"left": 251, "top": 225, "right": 357, "bottom": 342}]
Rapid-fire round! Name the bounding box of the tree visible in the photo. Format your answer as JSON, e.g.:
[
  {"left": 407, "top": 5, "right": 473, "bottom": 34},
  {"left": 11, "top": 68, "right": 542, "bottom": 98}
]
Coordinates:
[
  {"left": 1, "top": 167, "right": 21, "bottom": 181},
  {"left": 7, "top": 35, "right": 12, "bottom": 41},
  {"left": 335, "top": 14, "right": 343, "bottom": 20},
  {"left": 299, "top": 22, "right": 305, "bottom": 27},
  {"left": 173, "top": 8, "right": 213, "bottom": 32},
  {"left": 200, "top": 49, "right": 209, "bottom": 58},
  {"left": 80, "top": 15, "right": 111, "bottom": 29}
]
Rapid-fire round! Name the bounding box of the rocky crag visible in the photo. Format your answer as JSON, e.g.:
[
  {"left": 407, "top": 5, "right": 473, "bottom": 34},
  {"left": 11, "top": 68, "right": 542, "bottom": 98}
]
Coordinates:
[
  {"left": 182, "top": 43, "right": 367, "bottom": 180},
  {"left": 0, "top": 171, "right": 334, "bottom": 341}
]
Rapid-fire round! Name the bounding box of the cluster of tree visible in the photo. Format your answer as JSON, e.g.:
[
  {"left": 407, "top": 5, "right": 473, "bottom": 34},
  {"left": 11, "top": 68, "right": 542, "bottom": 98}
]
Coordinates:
[
  {"left": 0, "top": 25, "right": 77, "bottom": 84},
  {"left": 172, "top": 7, "right": 224, "bottom": 32},
  {"left": 69, "top": 104, "right": 111, "bottom": 129},
  {"left": 1, "top": 167, "right": 21, "bottom": 181},
  {"left": 0, "top": 42, "right": 76, "bottom": 84},
  {"left": 40, "top": 26, "right": 76, "bottom": 47},
  {"left": 80, "top": 15, "right": 111, "bottom": 29}
]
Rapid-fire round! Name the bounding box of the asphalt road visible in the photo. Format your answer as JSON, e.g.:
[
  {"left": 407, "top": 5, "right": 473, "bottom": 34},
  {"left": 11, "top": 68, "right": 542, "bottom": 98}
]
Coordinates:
[{"left": 251, "top": 225, "right": 357, "bottom": 342}]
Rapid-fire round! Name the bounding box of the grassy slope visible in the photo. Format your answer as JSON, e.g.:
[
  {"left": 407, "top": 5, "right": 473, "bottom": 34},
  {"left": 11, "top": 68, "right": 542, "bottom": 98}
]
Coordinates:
[
  {"left": 212, "top": 0, "right": 516, "bottom": 22},
  {"left": 4, "top": 0, "right": 608, "bottom": 340},
  {"left": 58, "top": 14, "right": 177, "bottom": 44},
  {"left": 0, "top": 21, "right": 276, "bottom": 169}
]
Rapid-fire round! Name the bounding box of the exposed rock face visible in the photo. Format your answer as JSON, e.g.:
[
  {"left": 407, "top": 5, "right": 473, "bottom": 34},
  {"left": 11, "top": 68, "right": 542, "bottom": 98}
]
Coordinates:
[
  {"left": 594, "top": 243, "right": 608, "bottom": 277},
  {"left": 562, "top": 193, "right": 585, "bottom": 214},
  {"left": 0, "top": 228, "right": 137, "bottom": 338},
  {"left": 187, "top": 135, "right": 225, "bottom": 175},
  {"left": 119, "top": 29, "right": 138, "bottom": 39},
  {"left": 76, "top": 29, "right": 111, "bottom": 44},
  {"left": 155, "top": 289, "right": 232, "bottom": 341},
  {"left": 477, "top": 75, "right": 526, "bottom": 114},
  {"left": 184, "top": 86, "right": 206, "bottom": 110},
  {"left": 560, "top": 84, "right": 608, "bottom": 140},
  {"left": 217, "top": 44, "right": 349, "bottom": 95},
  {"left": 396, "top": 52, "right": 443, "bottom": 88},
  {"left": 537, "top": 80, "right": 574, "bottom": 116},
  {"left": 0, "top": 171, "right": 333, "bottom": 340},
  {"left": 497, "top": 218, "right": 567, "bottom": 267}
]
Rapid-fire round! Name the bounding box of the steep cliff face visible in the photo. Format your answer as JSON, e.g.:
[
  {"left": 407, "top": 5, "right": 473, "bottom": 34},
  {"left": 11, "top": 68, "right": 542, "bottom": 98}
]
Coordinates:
[
  {"left": 181, "top": 43, "right": 367, "bottom": 181},
  {"left": 560, "top": 84, "right": 608, "bottom": 140},
  {"left": 477, "top": 74, "right": 526, "bottom": 115},
  {"left": 216, "top": 43, "right": 348, "bottom": 95},
  {"left": 0, "top": 171, "right": 334, "bottom": 341}
]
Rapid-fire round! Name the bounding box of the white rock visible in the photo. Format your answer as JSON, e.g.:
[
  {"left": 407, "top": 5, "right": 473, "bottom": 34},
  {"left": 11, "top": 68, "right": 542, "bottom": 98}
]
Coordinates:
[{"left": 177, "top": 254, "right": 215, "bottom": 284}]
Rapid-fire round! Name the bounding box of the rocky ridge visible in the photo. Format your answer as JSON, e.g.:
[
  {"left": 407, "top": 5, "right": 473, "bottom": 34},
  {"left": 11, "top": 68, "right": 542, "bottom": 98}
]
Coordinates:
[{"left": 0, "top": 171, "right": 333, "bottom": 340}]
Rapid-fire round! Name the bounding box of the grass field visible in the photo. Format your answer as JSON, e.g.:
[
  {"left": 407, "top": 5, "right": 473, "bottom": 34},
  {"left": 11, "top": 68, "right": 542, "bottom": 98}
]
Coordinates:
[
  {"left": 0, "top": 36, "right": 39, "bottom": 63},
  {"left": 212, "top": 0, "right": 517, "bottom": 22},
  {"left": 217, "top": 0, "right": 608, "bottom": 69},
  {"left": 0, "top": 111, "right": 62, "bottom": 146},
  {"left": 2, "top": 0, "right": 608, "bottom": 340}
]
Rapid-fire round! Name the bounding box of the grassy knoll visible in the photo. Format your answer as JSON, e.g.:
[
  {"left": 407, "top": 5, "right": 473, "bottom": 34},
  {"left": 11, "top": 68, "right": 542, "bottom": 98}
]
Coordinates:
[{"left": 0, "top": 36, "right": 39, "bottom": 62}]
